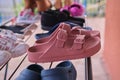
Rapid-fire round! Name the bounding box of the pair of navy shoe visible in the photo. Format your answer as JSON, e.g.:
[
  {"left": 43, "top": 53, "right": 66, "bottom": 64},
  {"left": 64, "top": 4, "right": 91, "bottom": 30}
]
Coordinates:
[{"left": 16, "top": 61, "right": 77, "bottom": 80}]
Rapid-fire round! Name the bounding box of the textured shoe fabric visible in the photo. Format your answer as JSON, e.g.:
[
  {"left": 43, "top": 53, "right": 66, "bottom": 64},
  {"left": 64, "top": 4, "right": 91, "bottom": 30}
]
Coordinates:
[
  {"left": 27, "top": 24, "right": 101, "bottom": 63},
  {"left": 16, "top": 64, "right": 44, "bottom": 80},
  {"left": 41, "top": 61, "right": 77, "bottom": 80},
  {"left": 0, "top": 35, "right": 29, "bottom": 58},
  {"left": 16, "top": 9, "right": 40, "bottom": 24},
  {"left": 0, "top": 50, "right": 11, "bottom": 66},
  {"left": 0, "top": 29, "right": 21, "bottom": 40},
  {"left": 40, "top": 9, "right": 85, "bottom": 31}
]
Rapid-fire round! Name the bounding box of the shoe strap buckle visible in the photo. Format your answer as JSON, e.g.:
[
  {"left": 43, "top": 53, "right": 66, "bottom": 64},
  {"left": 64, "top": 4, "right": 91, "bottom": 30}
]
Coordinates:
[
  {"left": 56, "top": 29, "right": 67, "bottom": 48},
  {"left": 72, "top": 35, "right": 85, "bottom": 49}
]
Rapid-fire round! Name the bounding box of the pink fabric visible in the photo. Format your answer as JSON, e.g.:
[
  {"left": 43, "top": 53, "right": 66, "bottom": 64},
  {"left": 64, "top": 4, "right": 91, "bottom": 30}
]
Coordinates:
[
  {"left": 60, "top": 3, "right": 85, "bottom": 17},
  {"left": 69, "top": 3, "right": 84, "bottom": 16}
]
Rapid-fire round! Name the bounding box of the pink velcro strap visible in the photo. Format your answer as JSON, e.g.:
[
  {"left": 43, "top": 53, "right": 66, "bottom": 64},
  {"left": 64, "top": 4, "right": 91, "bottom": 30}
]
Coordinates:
[
  {"left": 72, "top": 35, "right": 85, "bottom": 49},
  {"left": 55, "top": 29, "right": 67, "bottom": 48}
]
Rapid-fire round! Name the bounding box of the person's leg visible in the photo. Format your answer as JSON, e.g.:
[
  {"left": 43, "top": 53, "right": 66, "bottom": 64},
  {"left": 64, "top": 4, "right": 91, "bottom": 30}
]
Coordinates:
[
  {"left": 54, "top": 0, "right": 73, "bottom": 9},
  {"left": 24, "top": 0, "right": 36, "bottom": 12},
  {"left": 35, "top": 0, "right": 52, "bottom": 12}
]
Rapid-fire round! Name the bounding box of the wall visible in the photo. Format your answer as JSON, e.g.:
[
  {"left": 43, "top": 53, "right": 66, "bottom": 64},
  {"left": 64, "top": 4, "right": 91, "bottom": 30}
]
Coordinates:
[{"left": 103, "top": 0, "right": 120, "bottom": 80}]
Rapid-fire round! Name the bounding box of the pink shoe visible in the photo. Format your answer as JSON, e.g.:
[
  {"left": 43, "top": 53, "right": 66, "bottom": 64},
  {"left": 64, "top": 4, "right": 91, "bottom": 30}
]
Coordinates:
[
  {"left": 28, "top": 28, "right": 101, "bottom": 63},
  {"left": 71, "top": 27, "right": 100, "bottom": 38},
  {"left": 35, "top": 23, "right": 71, "bottom": 45},
  {"left": 35, "top": 26, "right": 100, "bottom": 46},
  {"left": 28, "top": 24, "right": 71, "bottom": 62}
]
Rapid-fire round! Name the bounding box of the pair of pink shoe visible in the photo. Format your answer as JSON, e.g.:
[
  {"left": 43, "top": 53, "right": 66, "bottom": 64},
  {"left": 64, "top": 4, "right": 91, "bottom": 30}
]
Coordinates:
[{"left": 27, "top": 23, "right": 101, "bottom": 63}]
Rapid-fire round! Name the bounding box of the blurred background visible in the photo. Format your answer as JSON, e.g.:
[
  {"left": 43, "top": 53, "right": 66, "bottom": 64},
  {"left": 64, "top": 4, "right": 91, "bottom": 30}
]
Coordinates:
[
  {"left": 0, "top": 0, "right": 106, "bottom": 24},
  {"left": 0, "top": 0, "right": 107, "bottom": 80}
]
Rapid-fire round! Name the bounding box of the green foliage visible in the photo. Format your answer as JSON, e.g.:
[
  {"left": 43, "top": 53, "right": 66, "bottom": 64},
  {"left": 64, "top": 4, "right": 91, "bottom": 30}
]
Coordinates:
[
  {"left": 81, "top": 0, "right": 106, "bottom": 17},
  {"left": 14, "top": 0, "right": 24, "bottom": 16}
]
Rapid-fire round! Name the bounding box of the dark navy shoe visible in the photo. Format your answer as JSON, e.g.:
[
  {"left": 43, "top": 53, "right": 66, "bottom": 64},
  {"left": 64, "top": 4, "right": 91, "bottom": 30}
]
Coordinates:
[
  {"left": 16, "top": 64, "right": 44, "bottom": 80},
  {"left": 35, "top": 21, "right": 79, "bottom": 40},
  {"left": 41, "top": 61, "right": 77, "bottom": 80}
]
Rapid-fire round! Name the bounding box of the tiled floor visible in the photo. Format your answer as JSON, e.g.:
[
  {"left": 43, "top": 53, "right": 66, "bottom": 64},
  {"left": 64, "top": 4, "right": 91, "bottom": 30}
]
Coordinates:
[{"left": 0, "top": 17, "right": 110, "bottom": 80}]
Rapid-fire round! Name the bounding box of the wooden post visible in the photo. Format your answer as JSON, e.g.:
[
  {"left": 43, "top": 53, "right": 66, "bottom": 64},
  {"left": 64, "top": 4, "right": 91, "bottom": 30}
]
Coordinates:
[{"left": 103, "top": 0, "right": 120, "bottom": 80}]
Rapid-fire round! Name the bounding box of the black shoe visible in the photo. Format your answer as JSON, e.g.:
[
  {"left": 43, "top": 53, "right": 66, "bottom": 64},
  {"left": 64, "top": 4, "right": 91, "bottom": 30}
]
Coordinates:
[{"left": 41, "top": 9, "right": 85, "bottom": 31}]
